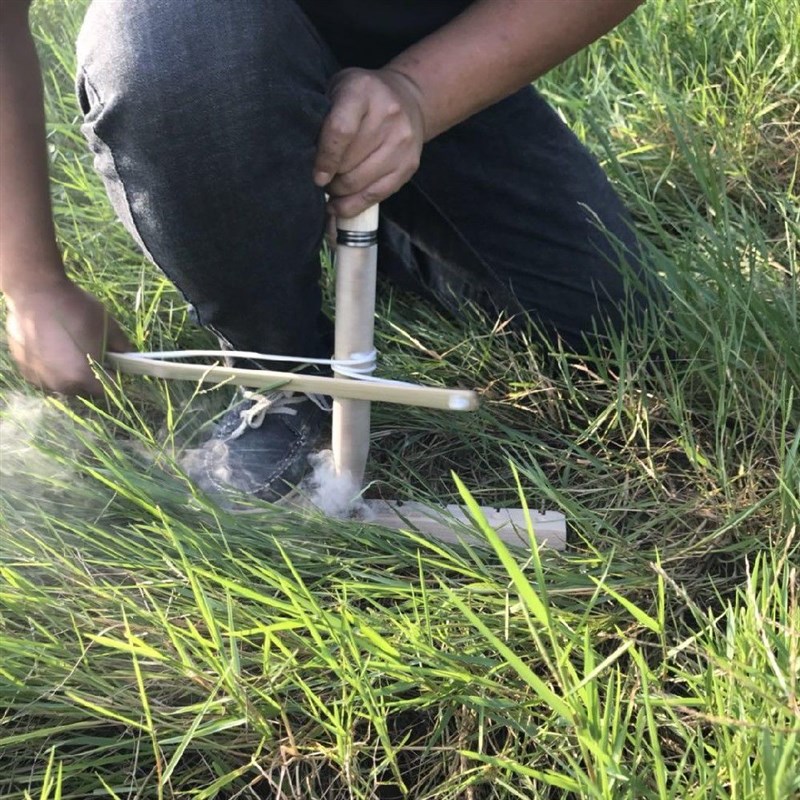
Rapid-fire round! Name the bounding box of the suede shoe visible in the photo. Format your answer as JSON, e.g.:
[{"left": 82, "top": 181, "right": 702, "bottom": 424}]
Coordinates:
[{"left": 185, "top": 390, "right": 329, "bottom": 504}]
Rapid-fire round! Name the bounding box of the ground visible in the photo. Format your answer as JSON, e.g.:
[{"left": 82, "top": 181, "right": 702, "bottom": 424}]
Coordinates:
[{"left": 1, "top": 0, "right": 798, "bottom": 798}]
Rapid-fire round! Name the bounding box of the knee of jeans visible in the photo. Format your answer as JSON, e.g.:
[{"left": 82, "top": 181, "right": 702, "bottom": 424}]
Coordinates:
[
  {"left": 77, "top": 0, "right": 183, "bottom": 110},
  {"left": 76, "top": 0, "right": 331, "bottom": 124}
]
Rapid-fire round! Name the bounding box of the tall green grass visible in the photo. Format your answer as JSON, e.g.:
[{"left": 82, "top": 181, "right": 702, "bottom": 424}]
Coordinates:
[{"left": 1, "top": 0, "right": 798, "bottom": 797}]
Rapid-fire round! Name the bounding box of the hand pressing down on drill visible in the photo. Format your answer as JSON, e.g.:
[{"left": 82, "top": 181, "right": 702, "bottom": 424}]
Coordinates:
[{"left": 313, "top": 68, "right": 428, "bottom": 218}]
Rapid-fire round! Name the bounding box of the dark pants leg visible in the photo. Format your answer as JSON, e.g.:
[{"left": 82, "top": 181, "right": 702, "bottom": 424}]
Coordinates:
[
  {"left": 381, "top": 87, "right": 646, "bottom": 348},
  {"left": 76, "top": 0, "right": 337, "bottom": 361}
]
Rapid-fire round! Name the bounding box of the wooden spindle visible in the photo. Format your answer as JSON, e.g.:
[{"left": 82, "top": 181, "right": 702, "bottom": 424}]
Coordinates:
[{"left": 331, "top": 205, "right": 380, "bottom": 490}]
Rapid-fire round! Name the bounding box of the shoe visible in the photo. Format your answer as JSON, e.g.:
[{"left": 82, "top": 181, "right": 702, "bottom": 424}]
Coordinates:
[{"left": 185, "top": 389, "right": 329, "bottom": 504}]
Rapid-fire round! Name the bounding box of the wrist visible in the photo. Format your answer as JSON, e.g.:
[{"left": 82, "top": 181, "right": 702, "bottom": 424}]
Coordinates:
[
  {"left": 377, "top": 66, "right": 431, "bottom": 142},
  {"left": 0, "top": 250, "right": 70, "bottom": 304}
]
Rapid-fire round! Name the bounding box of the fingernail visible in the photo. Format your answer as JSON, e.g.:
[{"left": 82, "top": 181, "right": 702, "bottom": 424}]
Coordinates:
[{"left": 314, "top": 171, "right": 331, "bottom": 186}]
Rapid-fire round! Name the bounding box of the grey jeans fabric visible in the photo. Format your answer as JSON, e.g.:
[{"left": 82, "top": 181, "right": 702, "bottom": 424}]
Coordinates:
[{"left": 76, "top": 0, "right": 646, "bottom": 360}]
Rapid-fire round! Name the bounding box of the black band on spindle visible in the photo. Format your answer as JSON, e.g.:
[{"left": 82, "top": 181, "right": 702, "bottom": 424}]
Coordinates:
[{"left": 337, "top": 229, "right": 378, "bottom": 247}]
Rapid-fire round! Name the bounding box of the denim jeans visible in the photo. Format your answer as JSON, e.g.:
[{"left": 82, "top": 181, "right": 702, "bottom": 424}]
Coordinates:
[{"left": 76, "top": 0, "right": 646, "bottom": 361}]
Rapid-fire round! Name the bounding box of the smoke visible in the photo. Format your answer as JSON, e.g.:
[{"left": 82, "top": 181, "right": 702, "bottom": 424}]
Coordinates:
[
  {"left": 179, "top": 438, "right": 257, "bottom": 497},
  {"left": 0, "top": 392, "right": 99, "bottom": 523},
  {"left": 299, "top": 449, "right": 371, "bottom": 520},
  {"left": 1, "top": 395, "right": 374, "bottom": 532},
  {"left": 0, "top": 393, "right": 80, "bottom": 488},
  {"left": 179, "top": 440, "right": 371, "bottom": 520}
]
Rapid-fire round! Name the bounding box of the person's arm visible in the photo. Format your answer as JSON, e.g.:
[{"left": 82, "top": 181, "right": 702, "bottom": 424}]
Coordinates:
[
  {"left": 0, "top": 0, "right": 64, "bottom": 294},
  {"left": 1, "top": 0, "right": 128, "bottom": 395},
  {"left": 315, "top": 0, "right": 644, "bottom": 218}
]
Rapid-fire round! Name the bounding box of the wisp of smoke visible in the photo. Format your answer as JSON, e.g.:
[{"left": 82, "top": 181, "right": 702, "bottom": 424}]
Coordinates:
[
  {"left": 300, "top": 449, "right": 371, "bottom": 520},
  {"left": 0, "top": 392, "right": 90, "bottom": 517},
  {"left": 2, "top": 394, "right": 370, "bottom": 525},
  {"left": 179, "top": 438, "right": 370, "bottom": 519},
  {"left": 0, "top": 393, "right": 77, "bottom": 484}
]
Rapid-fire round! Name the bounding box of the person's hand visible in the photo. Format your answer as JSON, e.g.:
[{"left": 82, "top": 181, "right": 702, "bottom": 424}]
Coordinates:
[
  {"left": 314, "top": 67, "right": 427, "bottom": 218},
  {"left": 4, "top": 278, "right": 130, "bottom": 395}
]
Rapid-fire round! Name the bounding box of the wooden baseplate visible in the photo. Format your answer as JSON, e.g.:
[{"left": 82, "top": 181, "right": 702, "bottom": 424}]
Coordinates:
[{"left": 362, "top": 500, "right": 566, "bottom": 550}]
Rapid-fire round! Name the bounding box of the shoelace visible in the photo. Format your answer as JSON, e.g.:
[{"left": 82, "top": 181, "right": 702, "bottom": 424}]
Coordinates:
[{"left": 227, "top": 390, "right": 330, "bottom": 441}]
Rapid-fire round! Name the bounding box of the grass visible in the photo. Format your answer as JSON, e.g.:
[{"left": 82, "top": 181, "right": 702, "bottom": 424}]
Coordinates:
[{"left": 1, "top": 0, "right": 798, "bottom": 797}]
